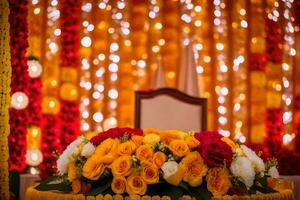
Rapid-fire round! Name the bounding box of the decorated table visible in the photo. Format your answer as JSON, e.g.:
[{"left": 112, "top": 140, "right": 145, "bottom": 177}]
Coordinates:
[{"left": 25, "top": 128, "right": 295, "bottom": 200}]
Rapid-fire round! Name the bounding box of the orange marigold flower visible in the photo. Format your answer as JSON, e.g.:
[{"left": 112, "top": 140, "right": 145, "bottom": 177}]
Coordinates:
[{"left": 206, "top": 168, "right": 231, "bottom": 196}]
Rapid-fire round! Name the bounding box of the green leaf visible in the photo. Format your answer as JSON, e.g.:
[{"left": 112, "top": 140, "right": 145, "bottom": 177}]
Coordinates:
[
  {"left": 178, "top": 182, "right": 192, "bottom": 195},
  {"left": 85, "top": 176, "right": 113, "bottom": 196},
  {"left": 189, "top": 182, "right": 212, "bottom": 200},
  {"left": 35, "top": 176, "right": 71, "bottom": 192},
  {"left": 160, "top": 184, "right": 184, "bottom": 200}
]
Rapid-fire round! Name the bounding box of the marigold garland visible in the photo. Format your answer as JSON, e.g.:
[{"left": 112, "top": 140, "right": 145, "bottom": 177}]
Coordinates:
[
  {"left": 59, "top": 0, "right": 80, "bottom": 150},
  {"left": 265, "top": 18, "right": 283, "bottom": 64},
  {"left": 0, "top": 0, "right": 11, "bottom": 198},
  {"left": 40, "top": 115, "right": 62, "bottom": 178},
  {"left": 249, "top": 53, "right": 267, "bottom": 72},
  {"left": 264, "top": 109, "right": 283, "bottom": 154},
  {"left": 27, "top": 59, "right": 42, "bottom": 126},
  {"left": 8, "top": 0, "right": 29, "bottom": 172}
]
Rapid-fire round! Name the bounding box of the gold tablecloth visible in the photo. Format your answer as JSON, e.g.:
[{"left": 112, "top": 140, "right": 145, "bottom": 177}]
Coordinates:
[{"left": 25, "top": 184, "right": 294, "bottom": 200}]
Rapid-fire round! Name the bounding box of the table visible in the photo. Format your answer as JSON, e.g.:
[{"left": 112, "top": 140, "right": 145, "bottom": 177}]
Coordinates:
[{"left": 25, "top": 184, "right": 294, "bottom": 200}]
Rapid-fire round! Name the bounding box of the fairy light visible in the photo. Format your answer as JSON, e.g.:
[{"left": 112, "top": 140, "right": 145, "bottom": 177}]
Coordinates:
[
  {"left": 79, "top": 1, "right": 93, "bottom": 132},
  {"left": 281, "top": 0, "right": 295, "bottom": 145},
  {"left": 231, "top": 0, "right": 248, "bottom": 142},
  {"left": 213, "top": 0, "right": 230, "bottom": 136}
]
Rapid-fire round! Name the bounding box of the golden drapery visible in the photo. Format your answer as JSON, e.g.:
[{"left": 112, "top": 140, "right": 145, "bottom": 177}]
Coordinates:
[{"left": 0, "top": 0, "right": 11, "bottom": 198}]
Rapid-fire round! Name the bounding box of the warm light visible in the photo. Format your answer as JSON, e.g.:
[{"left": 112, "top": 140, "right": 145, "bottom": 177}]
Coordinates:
[
  {"left": 92, "top": 91, "right": 101, "bottom": 99},
  {"left": 194, "top": 5, "right": 202, "bottom": 12},
  {"left": 82, "top": 122, "right": 90, "bottom": 131},
  {"left": 103, "top": 117, "right": 117, "bottom": 131},
  {"left": 27, "top": 60, "right": 42, "bottom": 78},
  {"left": 34, "top": 8, "right": 40, "bottom": 15},
  {"left": 137, "top": 60, "right": 146, "bottom": 68},
  {"left": 218, "top": 117, "right": 227, "bottom": 125},
  {"left": 152, "top": 45, "right": 160, "bottom": 53},
  {"left": 11, "top": 92, "right": 29, "bottom": 110},
  {"left": 239, "top": 135, "right": 246, "bottom": 143},
  {"left": 216, "top": 43, "right": 224, "bottom": 50},
  {"left": 124, "top": 40, "right": 131, "bottom": 46},
  {"left": 196, "top": 66, "right": 204, "bottom": 74},
  {"left": 26, "top": 149, "right": 43, "bottom": 167},
  {"left": 194, "top": 20, "right": 202, "bottom": 27},
  {"left": 82, "top": 111, "right": 89, "bottom": 119},
  {"left": 203, "top": 56, "right": 211, "bottom": 63},
  {"left": 110, "top": 43, "right": 119, "bottom": 52},
  {"left": 195, "top": 43, "right": 203, "bottom": 51},
  {"left": 93, "top": 112, "right": 103, "bottom": 123},
  {"left": 108, "top": 63, "right": 118, "bottom": 72},
  {"left": 283, "top": 133, "right": 293, "bottom": 145},
  {"left": 81, "top": 36, "right": 92, "bottom": 47},
  {"left": 219, "top": 130, "right": 230, "bottom": 137},
  {"left": 158, "top": 39, "right": 165, "bottom": 46},
  {"left": 155, "top": 22, "right": 162, "bottom": 30},
  {"left": 108, "top": 89, "right": 118, "bottom": 99},
  {"left": 220, "top": 64, "right": 228, "bottom": 72},
  {"left": 239, "top": 9, "right": 246, "bottom": 15},
  {"left": 54, "top": 28, "right": 61, "bottom": 36},
  {"left": 98, "top": 53, "right": 105, "bottom": 61}
]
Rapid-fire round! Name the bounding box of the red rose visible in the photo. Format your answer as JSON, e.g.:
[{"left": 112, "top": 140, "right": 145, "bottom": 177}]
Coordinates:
[
  {"left": 90, "top": 128, "right": 143, "bottom": 146},
  {"left": 195, "top": 131, "right": 233, "bottom": 168}
]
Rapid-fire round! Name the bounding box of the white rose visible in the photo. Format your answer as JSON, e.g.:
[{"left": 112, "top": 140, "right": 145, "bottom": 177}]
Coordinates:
[
  {"left": 161, "top": 161, "right": 179, "bottom": 179},
  {"left": 81, "top": 142, "right": 96, "bottom": 157},
  {"left": 268, "top": 166, "right": 279, "bottom": 178},
  {"left": 230, "top": 156, "right": 255, "bottom": 188},
  {"left": 241, "top": 145, "right": 265, "bottom": 173},
  {"left": 56, "top": 136, "right": 85, "bottom": 174}
]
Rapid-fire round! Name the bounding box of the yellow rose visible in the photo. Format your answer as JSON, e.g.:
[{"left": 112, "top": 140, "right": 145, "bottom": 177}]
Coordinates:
[
  {"left": 111, "top": 176, "right": 127, "bottom": 194},
  {"left": 143, "top": 129, "right": 187, "bottom": 145},
  {"left": 131, "top": 135, "right": 144, "bottom": 147},
  {"left": 180, "top": 152, "right": 208, "bottom": 187},
  {"left": 67, "top": 162, "right": 77, "bottom": 182},
  {"left": 118, "top": 141, "right": 136, "bottom": 156},
  {"left": 185, "top": 136, "right": 200, "bottom": 149},
  {"left": 153, "top": 152, "right": 167, "bottom": 168},
  {"left": 95, "top": 138, "right": 120, "bottom": 164},
  {"left": 72, "top": 179, "right": 81, "bottom": 194},
  {"left": 141, "top": 161, "right": 159, "bottom": 184},
  {"left": 160, "top": 130, "right": 187, "bottom": 144},
  {"left": 143, "top": 134, "right": 161, "bottom": 146},
  {"left": 206, "top": 168, "right": 231, "bottom": 197},
  {"left": 136, "top": 145, "right": 154, "bottom": 161},
  {"left": 221, "top": 137, "right": 237, "bottom": 149},
  {"left": 111, "top": 155, "right": 133, "bottom": 176},
  {"left": 169, "top": 140, "right": 190, "bottom": 157},
  {"left": 83, "top": 155, "right": 105, "bottom": 180},
  {"left": 126, "top": 174, "right": 147, "bottom": 195}
]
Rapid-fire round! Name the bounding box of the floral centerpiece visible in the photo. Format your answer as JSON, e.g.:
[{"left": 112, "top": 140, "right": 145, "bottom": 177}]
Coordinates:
[{"left": 36, "top": 128, "right": 281, "bottom": 200}]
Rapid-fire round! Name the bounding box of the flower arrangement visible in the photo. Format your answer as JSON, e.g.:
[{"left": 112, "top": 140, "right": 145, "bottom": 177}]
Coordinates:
[{"left": 36, "top": 128, "right": 280, "bottom": 199}]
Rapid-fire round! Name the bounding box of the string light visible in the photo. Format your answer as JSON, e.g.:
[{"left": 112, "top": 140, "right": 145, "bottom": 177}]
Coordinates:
[
  {"left": 281, "top": 0, "right": 295, "bottom": 145},
  {"left": 213, "top": 0, "right": 230, "bottom": 137}
]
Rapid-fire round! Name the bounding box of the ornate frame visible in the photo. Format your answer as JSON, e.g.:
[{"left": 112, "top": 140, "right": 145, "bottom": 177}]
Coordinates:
[{"left": 135, "top": 87, "right": 207, "bottom": 131}]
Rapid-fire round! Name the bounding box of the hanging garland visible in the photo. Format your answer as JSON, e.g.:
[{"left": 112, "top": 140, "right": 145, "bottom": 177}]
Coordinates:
[
  {"left": 0, "top": 0, "right": 11, "bottom": 198},
  {"left": 8, "top": 0, "right": 30, "bottom": 172},
  {"left": 40, "top": 114, "right": 61, "bottom": 178},
  {"left": 265, "top": 18, "right": 283, "bottom": 64},
  {"left": 59, "top": 0, "right": 80, "bottom": 150}
]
